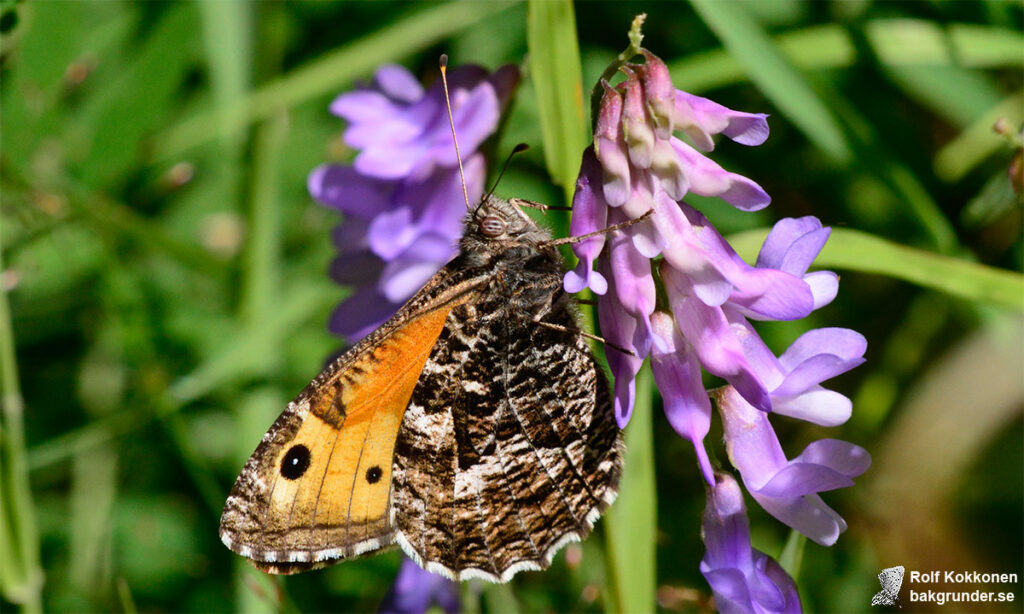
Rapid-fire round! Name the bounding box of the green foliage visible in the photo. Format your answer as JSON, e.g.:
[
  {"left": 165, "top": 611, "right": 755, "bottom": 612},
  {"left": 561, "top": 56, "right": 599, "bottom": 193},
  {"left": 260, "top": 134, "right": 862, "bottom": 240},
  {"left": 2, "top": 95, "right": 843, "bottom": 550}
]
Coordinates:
[{"left": 2, "top": 1, "right": 1021, "bottom": 612}]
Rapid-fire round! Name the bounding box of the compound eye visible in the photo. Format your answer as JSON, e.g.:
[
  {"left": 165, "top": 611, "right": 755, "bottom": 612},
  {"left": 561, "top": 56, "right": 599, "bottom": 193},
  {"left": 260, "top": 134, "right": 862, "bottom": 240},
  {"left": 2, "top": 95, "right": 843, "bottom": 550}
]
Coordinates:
[{"left": 480, "top": 215, "right": 506, "bottom": 237}]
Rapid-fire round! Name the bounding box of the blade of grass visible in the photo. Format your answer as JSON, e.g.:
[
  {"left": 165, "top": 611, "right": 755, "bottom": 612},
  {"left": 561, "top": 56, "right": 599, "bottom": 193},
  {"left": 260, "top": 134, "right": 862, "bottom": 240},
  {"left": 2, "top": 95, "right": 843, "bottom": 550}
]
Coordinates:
[
  {"left": 65, "top": 183, "right": 229, "bottom": 277},
  {"left": 935, "top": 92, "right": 1024, "bottom": 183},
  {"left": 669, "top": 21, "right": 1023, "bottom": 95},
  {"left": 778, "top": 530, "right": 806, "bottom": 578},
  {"left": 115, "top": 577, "right": 137, "bottom": 614},
  {"left": 155, "top": 0, "right": 516, "bottom": 159},
  {"left": 0, "top": 229, "right": 43, "bottom": 613},
  {"left": 689, "top": 0, "right": 958, "bottom": 253},
  {"left": 198, "top": 0, "right": 252, "bottom": 149},
  {"left": 604, "top": 367, "right": 656, "bottom": 614},
  {"left": 688, "top": 0, "right": 851, "bottom": 164},
  {"left": 240, "top": 113, "right": 287, "bottom": 329},
  {"left": 728, "top": 227, "right": 1024, "bottom": 311},
  {"left": 527, "top": 0, "right": 588, "bottom": 203},
  {"left": 27, "top": 282, "right": 338, "bottom": 470},
  {"left": 68, "top": 446, "right": 118, "bottom": 600}
]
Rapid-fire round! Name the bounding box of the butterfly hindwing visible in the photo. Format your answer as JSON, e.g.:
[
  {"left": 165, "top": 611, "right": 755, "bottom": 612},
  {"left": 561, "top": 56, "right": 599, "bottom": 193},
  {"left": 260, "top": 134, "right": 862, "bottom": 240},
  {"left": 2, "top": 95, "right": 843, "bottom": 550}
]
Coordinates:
[
  {"left": 219, "top": 278, "right": 481, "bottom": 573},
  {"left": 392, "top": 283, "right": 622, "bottom": 582}
]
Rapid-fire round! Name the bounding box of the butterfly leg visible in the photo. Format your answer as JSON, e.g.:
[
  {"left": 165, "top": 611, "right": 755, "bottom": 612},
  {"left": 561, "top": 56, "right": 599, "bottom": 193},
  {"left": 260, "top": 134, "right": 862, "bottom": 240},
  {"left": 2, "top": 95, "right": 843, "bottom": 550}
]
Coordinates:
[
  {"left": 532, "top": 319, "right": 637, "bottom": 357},
  {"left": 540, "top": 210, "right": 653, "bottom": 248}
]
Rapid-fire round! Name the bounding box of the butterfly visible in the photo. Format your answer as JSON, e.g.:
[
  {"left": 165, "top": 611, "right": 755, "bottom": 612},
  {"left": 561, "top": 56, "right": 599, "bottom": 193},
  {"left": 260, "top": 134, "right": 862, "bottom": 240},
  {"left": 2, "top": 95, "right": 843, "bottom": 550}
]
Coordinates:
[{"left": 219, "top": 194, "right": 623, "bottom": 582}]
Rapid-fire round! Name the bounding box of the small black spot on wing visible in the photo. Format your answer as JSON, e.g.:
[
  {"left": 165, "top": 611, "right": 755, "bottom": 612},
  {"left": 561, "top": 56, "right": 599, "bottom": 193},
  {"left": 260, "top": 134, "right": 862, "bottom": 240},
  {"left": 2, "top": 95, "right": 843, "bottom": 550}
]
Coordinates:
[{"left": 365, "top": 465, "right": 383, "bottom": 484}]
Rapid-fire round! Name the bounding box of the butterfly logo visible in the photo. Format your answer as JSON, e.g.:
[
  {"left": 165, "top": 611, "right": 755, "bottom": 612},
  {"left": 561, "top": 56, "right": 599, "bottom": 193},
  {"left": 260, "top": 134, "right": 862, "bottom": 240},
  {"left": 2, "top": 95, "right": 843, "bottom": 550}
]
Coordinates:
[
  {"left": 220, "top": 58, "right": 625, "bottom": 583},
  {"left": 871, "top": 565, "right": 905, "bottom": 607}
]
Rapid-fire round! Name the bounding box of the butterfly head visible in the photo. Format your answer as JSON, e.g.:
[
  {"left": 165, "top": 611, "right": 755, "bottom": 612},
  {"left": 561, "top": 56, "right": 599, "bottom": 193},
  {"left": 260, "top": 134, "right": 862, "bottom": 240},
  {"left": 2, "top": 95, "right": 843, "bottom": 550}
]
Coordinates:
[{"left": 460, "top": 195, "right": 553, "bottom": 259}]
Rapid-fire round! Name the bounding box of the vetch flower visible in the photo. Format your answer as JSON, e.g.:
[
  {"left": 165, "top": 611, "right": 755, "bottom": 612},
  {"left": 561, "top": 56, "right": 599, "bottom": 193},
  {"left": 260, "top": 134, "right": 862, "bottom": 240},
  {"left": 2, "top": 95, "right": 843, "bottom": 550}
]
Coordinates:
[
  {"left": 701, "top": 472, "right": 801, "bottom": 614},
  {"left": 717, "top": 385, "right": 870, "bottom": 546},
  {"left": 311, "top": 63, "right": 518, "bottom": 342},
  {"left": 563, "top": 147, "right": 609, "bottom": 296},
  {"left": 566, "top": 23, "right": 869, "bottom": 611},
  {"left": 332, "top": 64, "right": 519, "bottom": 182},
  {"left": 311, "top": 61, "right": 515, "bottom": 612},
  {"left": 650, "top": 312, "right": 713, "bottom": 484},
  {"left": 379, "top": 556, "right": 460, "bottom": 614}
]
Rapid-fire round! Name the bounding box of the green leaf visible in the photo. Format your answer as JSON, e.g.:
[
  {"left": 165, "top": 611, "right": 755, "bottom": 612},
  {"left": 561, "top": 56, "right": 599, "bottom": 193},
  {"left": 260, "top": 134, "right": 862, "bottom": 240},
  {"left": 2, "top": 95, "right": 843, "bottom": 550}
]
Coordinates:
[
  {"left": 668, "top": 21, "right": 1023, "bottom": 94},
  {"left": 155, "top": 0, "right": 516, "bottom": 158},
  {"left": 527, "top": 0, "right": 588, "bottom": 204},
  {"left": 688, "top": 0, "right": 852, "bottom": 163},
  {"left": 604, "top": 367, "right": 656, "bottom": 614},
  {"left": 934, "top": 92, "right": 1024, "bottom": 183},
  {"left": 729, "top": 228, "right": 1024, "bottom": 311},
  {"left": 76, "top": 4, "right": 200, "bottom": 187},
  {"left": 688, "top": 2, "right": 958, "bottom": 253},
  {"left": 0, "top": 236, "right": 43, "bottom": 613},
  {"left": 778, "top": 530, "right": 806, "bottom": 578}
]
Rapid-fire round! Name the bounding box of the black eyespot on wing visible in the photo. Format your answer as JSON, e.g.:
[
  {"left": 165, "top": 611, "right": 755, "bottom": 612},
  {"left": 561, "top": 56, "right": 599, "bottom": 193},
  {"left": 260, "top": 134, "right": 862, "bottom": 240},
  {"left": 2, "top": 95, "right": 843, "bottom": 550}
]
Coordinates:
[
  {"left": 365, "top": 465, "right": 382, "bottom": 484},
  {"left": 280, "top": 445, "right": 311, "bottom": 480}
]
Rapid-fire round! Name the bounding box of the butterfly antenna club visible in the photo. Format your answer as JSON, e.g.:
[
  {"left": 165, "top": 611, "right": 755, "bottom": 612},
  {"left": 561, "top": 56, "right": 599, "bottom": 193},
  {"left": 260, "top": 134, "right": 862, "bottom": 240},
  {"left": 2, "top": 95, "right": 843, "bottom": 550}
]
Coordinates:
[{"left": 440, "top": 54, "right": 472, "bottom": 211}]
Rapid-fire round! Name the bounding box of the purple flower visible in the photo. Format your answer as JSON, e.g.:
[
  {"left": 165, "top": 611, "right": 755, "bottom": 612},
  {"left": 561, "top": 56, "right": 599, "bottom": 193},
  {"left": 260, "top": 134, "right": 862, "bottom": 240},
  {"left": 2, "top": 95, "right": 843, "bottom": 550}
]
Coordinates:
[
  {"left": 310, "top": 63, "right": 518, "bottom": 342},
  {"left": 311, "top": 62, "right": 515, "bottom": 611},
  {"left": 701, "top": 472, "right": 802, "bottom": 614},
  {"left": 379, "top": 557, "right": 460, "bottom": 614},
  {"left": 333, "top": 64, "right": 519, "bottom": 182},
  {"left": 566, "top": 38, "right": 868, "bottom": 610},
  {"left": 650, "top": 312, "right": 713, "bottom": 483},
  {"left": 717, "top": 386, "right": 870, "bottom": 546},
  {"left": 564, "top": 147, "right": 609, "bottom": 295}
]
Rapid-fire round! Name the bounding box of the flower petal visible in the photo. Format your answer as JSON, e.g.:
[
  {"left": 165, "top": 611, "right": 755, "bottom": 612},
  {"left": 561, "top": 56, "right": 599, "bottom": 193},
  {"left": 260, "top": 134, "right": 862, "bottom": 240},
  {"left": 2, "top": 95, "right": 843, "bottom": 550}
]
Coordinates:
[
  {"left": 773, "top": 353, "right": 866, "bottom": 396},
  {"left": 595, "top": 82, "right": 632, "bottom": 206},
  {"left": 651, "top": 312, "right": 714, "bottom": 484},
  {"left": 778, "top": 328, "right": 867, "bottom": 371},
  {"left": 665, "top": 269, "right": 771, "bottom": 412},
  {"left": 308, "top": 164, "right": 391, "bottom": 217},
  {"left": 792, "top": 439, "right": 871, "bottom": 479},
  {"left": 374, "top": 64, "right": 424, "bottom": 103},
  {"left": 379, "top": 557, "right": 459, "bottom": 614},
  {"left": 772, "top": 389, "right": 852, "bottom": 426},
  {"left": 754, "top": 462, "right": 855, "bottom": 498},
  {"left": 329, "top": 286, "right": 399, "bottom": 342},
  {"left": 750, "top": 491, "right": 847, "bottom": 547},
  {"left": 675, "top": 90, "right": 770, "bottom": 149},
  {"left": 670, "top": 138, "right": 771, "bottom": 211}
]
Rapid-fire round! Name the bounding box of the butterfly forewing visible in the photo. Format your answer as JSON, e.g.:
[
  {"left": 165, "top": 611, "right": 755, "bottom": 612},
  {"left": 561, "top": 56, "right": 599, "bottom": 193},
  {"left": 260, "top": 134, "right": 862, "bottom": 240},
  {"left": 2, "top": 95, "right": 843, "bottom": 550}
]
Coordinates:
[{"left": 219, "top": 275, "right": 484, "bottom": 573}]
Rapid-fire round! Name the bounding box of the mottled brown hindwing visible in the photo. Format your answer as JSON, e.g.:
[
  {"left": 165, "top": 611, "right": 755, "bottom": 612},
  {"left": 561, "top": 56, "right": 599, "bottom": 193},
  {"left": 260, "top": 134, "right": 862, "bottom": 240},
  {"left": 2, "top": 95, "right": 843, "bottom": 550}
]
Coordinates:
[{"left": 393, "top": 292, "right": 622, "bottom": 582}]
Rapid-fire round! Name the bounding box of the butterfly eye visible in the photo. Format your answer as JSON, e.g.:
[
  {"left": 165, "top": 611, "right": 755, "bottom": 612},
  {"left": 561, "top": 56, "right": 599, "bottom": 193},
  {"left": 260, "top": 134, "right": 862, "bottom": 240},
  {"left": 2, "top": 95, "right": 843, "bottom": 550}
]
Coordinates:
[
  {"left": 280, "top": 444, "right": 311, "bottom": 480},
  {"left": 480, "top": 215, "right": 506, "bottom": 237}
]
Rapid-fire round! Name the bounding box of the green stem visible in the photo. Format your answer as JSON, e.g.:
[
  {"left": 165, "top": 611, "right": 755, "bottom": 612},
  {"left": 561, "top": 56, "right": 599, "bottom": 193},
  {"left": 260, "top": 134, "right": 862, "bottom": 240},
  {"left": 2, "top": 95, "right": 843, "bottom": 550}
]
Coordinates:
[
  {"left": 603, "top": 366, "right": 657, "bottom": 613},
  {"left": 589, "top": 13, "right": 647, "bottom": 133},
  {"left": 0, "top": 223, "right": 44, "bottom": 613}
]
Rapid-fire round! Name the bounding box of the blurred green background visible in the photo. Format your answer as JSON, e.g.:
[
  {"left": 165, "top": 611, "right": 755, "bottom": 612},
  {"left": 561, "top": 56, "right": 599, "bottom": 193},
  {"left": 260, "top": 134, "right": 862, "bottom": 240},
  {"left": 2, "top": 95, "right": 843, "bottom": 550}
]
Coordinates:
[{"left": 2, "top": 1, "right": 1022, "bottom": 612}]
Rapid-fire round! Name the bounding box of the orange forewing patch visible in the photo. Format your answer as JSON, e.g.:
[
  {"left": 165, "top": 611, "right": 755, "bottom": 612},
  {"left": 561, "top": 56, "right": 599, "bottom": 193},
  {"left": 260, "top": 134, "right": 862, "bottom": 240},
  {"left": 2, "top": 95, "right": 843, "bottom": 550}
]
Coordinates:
[{"left": 264, "top": 302, "right": 457, "bottom": 547}]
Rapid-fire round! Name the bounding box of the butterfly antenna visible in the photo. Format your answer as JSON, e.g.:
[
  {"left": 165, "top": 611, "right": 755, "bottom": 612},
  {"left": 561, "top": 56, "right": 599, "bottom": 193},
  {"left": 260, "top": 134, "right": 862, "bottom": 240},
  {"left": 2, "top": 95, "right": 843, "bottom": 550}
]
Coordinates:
[
  {"left": 440, "top": 54, "right": 472, "bottom": 211},
  {"left": 485, "top": 143, "right": 529, "bottom": 202}
]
